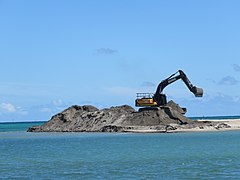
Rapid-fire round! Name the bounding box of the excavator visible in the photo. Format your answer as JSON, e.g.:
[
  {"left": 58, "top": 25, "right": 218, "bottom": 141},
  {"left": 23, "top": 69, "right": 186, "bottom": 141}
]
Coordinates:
[{"left": 135, "top": 70, "right": 203, "bottom": 113}]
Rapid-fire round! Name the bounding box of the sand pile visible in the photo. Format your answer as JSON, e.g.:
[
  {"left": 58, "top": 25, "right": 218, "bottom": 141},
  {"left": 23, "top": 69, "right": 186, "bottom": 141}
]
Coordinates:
[{"left": 28, "top": 101, "right": 198, "bottom": 132}]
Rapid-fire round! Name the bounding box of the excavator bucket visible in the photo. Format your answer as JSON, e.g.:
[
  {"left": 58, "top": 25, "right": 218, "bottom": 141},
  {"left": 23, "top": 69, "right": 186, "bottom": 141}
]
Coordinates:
[{"left": 194, "top": 87, "right": 203, "bottom": 97}]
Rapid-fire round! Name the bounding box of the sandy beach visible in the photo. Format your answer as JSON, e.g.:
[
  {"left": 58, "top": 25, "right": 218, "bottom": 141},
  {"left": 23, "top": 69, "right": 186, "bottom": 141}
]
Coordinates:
[{"left": 122, "top": 120, "right": 240, "bottom": 133}]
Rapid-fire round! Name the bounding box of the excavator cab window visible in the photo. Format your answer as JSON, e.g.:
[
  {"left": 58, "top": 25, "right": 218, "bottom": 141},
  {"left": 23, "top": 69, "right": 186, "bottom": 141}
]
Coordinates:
[{"left": 136, "top": 93, "right": 154, "bottom": 99}]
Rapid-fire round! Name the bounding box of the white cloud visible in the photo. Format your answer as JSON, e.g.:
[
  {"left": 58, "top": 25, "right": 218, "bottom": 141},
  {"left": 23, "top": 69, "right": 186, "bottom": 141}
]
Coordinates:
[
  {"left": 95, "top": 48, "right": 117, "bottom": 55},
  {"left": 218, "top": 76, "right": 239, "bottom": 85},
  {"left": 107, "top": 86, "right": 138, "bottom": 96},
  {"left": 0, "top": 103, "right": 16, "bottom": 113},
  {"left": 141, "top": 81, "right": 156, "bottom": 87},
  {"left": 232, "top": 64, "right": 240, "bottom": 72},
  {"left": 40, "top": 107, "right": 53, "bottom": 113},
  {"left": 233, "top": 96, "right": 240, "bottom": 103},
  {"left": 38, "top": 99, "right": 70, "bottom": 114},
  {"left": 52, "top": 99, "right": 63, "bottom": 106}
]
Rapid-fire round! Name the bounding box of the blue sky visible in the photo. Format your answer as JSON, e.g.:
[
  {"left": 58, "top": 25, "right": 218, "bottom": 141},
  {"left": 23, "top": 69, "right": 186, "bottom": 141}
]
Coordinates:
[{"left": 0, "top": 0, "right": 240, "bottom": 121}]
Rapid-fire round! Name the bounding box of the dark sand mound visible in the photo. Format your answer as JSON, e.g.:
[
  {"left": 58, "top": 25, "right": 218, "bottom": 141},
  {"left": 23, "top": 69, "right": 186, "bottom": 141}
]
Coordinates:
[{"left": 27, "top": 101, "right": 210, "bottom": 133}]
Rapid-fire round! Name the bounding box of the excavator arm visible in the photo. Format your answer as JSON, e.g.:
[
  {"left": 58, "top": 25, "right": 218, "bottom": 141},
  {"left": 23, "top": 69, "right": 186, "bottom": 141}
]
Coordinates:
[
  {"left": 178, "top": 70, "right": 203, "bottom": 97},
  {"left": 153, "top": 70, "right": 203, "bottom": 105}
]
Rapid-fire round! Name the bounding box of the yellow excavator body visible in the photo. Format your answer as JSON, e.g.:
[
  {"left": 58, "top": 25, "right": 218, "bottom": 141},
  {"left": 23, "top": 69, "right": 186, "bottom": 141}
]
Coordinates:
[
  {"left": 135, "top": 93, "right": 158, "bottom": 107},
  {"left": 135, "top": 98, "right": 157, "bottom": 107}
]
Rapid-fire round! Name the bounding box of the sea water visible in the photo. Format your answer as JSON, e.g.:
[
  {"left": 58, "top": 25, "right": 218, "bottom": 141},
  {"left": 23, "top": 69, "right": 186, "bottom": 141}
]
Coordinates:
[{"left": 0, "top": 118, "right": 240, "bottom": 179}]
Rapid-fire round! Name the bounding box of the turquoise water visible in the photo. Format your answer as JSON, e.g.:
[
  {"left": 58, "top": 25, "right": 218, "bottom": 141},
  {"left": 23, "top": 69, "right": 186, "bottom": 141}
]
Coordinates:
[
  {"left": 0, "top": 121, "right": 45, "bottom": 132},
  {"left": 190, "top": 115, "right": 240, "bottom": 121},
  {"left": 1, "top": 120, "right": 240, "bottom": 179}
]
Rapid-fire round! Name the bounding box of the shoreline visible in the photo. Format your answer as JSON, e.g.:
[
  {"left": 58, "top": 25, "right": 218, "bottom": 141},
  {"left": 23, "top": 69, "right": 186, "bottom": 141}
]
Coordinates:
[{"left": 26, "top": 120, "right": 240, "bottom": 133}]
